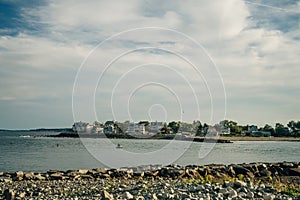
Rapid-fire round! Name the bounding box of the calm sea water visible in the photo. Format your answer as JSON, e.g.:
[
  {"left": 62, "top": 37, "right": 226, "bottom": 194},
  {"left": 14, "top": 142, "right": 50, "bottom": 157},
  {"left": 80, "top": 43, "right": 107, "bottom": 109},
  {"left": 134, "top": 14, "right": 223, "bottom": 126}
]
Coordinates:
[{"left": 0, "top": 131, "right": 299, "bottom": 172}]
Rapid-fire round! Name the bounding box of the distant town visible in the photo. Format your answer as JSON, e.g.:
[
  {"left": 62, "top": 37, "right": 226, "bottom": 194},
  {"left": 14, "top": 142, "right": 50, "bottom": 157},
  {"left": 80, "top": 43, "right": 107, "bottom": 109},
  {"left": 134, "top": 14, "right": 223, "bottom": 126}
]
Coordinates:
[{"left": 71, "top": 120, "right": 300, "bottom": 138}]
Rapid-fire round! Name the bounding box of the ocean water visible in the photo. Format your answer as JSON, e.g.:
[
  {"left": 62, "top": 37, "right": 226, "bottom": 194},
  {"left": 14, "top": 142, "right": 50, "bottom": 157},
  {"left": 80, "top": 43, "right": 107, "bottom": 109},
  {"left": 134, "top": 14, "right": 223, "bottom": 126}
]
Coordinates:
[{"left": 0, "top": 131, "right": 299, "bottom": 172}]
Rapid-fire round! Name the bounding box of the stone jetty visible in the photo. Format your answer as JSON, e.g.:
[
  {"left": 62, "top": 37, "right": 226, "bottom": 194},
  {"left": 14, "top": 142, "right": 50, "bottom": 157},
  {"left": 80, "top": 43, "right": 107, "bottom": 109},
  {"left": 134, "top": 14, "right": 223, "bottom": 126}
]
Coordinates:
[{"left": 1, "top": 162, "right": 299, "bottom": 199}]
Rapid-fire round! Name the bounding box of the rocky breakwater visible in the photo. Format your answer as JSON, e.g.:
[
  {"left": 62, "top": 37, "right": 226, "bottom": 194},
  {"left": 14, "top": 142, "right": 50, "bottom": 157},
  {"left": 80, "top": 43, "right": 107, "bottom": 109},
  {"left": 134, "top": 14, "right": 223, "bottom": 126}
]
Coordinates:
[{"left": 1, "top": 162, "right": 299, "bottom": 199}]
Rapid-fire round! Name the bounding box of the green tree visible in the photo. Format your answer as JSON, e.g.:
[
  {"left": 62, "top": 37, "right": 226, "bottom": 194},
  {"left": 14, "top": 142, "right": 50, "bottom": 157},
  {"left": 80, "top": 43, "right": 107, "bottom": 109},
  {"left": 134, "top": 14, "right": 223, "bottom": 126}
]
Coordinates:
[
  {"left": 196, "top": 122, "right": 203, "bottom": 136},
  {"left": 263, "top": 124, "right": 275, "bottom": 136},
  {"left": 223, "top": 120, "right": 239, "bottom": 134},
  {"left": 168, "top": 121, "right": 180, "bottom": 134},
  {"left": 275, "top": 123, "right": 289, "bottom": 137},
  {"left": 203, "top": 123, "right": 209, "bottom": 136},
  {"left": 160, "top": 123, "right": 171, "bottom": 134}
]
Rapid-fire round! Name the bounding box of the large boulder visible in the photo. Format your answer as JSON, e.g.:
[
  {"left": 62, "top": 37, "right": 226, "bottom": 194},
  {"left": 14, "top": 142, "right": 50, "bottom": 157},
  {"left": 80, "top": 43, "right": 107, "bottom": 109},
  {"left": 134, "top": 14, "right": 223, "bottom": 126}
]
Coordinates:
[
  {"left": 289, "top": 168, "right": 300, "bottom": 176},
  {"left": 12, "top": 171, "right": 23, "bottom": 181},
  {"left": 232, "top": 165, "right": 253, "bottom": 177},
  {"left": 49, "top": 172, "right": 64, "bottom": 180},
  {"left": 24, "top": 172, "right": 34, "bottom": 180},
  {"left": 78, "top": 169, "right": 88, "bottom": 175}
]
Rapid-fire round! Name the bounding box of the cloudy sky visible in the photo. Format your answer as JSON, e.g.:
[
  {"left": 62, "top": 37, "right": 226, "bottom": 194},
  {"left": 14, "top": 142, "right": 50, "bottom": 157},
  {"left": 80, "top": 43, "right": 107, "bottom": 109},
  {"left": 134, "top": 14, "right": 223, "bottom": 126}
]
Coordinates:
[{"left": 0, "top": 0, "right": 299, "bottom": 129}]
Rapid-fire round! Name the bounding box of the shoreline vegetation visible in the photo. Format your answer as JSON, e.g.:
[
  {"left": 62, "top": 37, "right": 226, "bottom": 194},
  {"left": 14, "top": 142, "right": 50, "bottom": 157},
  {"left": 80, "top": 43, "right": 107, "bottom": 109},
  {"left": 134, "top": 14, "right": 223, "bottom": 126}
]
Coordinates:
[{"left": 1, "top": 162, "right": 299, "bottom": 199}]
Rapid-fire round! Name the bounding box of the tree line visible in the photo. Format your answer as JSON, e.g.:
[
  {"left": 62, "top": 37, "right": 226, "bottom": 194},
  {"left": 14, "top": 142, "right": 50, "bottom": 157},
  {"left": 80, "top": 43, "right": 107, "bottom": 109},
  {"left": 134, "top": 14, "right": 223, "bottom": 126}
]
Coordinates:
[{"left": 86, "top": 120, "right": 300, "bottom": 137}]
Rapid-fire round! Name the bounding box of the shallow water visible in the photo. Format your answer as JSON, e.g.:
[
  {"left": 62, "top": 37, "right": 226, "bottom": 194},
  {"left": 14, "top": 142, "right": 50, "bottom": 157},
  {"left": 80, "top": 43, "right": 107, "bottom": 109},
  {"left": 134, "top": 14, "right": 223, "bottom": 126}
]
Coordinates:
[{"left": 0, "top": 131, "right": 299, "bottom": 172}]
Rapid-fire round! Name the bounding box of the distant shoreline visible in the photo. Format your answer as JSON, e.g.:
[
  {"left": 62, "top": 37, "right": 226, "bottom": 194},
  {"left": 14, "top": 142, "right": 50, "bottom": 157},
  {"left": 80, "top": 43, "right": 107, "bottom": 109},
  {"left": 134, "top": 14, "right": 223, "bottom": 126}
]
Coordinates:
[
  {"left": 46, "top": 132, "right": 233, "bottom": 143},
  {"left": 1, "top": 129, "right": 299, "bottom": 142},
  {"left": 220, "top": 136, "right": 300, "bottom": 142},
  {"left": 47, "top": 132, "right": 300, "bottom": 142}
]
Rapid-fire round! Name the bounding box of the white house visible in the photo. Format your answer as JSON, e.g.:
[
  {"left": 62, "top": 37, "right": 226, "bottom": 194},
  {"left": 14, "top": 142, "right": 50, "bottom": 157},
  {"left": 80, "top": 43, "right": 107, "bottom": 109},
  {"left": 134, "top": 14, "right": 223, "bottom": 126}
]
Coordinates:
[
  {"left": 248, "top": 125, "right": 258, "bottom": 133},
  {"left": 72, "top": 121, "right": 103, "bottom": 134},
  {"left": 72, "top": 121, "right": 89, "bottom": 133},
  {"left": 91, "top": 126, "right": 104, "bottom": 134},
  {"left": 217, "top": 121, "right": 230, "bottom": 135},
  {"left": 127, "top": 123, "right": 145, "bottom": 134},
  {"left": 150, "top": 121, "right": 163, "bottom": 133}
]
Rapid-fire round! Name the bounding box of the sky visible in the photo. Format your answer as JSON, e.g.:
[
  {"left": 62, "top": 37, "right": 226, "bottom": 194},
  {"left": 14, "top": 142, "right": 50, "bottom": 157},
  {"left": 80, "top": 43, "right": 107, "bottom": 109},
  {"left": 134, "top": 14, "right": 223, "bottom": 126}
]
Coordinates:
[{"left": 0, "top": 0, "right": 299, "bottom": 129}]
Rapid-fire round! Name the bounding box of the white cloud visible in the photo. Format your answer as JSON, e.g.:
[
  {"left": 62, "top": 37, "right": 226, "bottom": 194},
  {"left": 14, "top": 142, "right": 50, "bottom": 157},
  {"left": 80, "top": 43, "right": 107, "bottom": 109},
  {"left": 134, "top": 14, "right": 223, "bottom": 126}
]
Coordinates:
[{"left": 0, "top": 0, "right": 299, "bottom": 128}]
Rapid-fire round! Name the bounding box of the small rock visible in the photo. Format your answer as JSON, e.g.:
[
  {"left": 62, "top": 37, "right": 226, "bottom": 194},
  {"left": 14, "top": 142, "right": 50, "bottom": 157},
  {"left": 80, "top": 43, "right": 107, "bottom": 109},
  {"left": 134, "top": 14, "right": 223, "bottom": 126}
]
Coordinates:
[
  {"left": 246, "top": 191, "right": 254, "bottom": 198},
  {"left": 101, "top": 190, "right": 113, "bottom": 200},
  {"left": 263, "top": 193, "right": 275, "bottom": 200},
  {"left": 234, "top": 180, "right": 247, "bottom": 188},
  {"left": 152, "top": 193, "right": 158, "bottom": 200},
  {"left": 219, "top": 188, "right": 228, "bottom": 195},
  {"left": 181, "top": 192, "right": 190, "bottom": 199},
  {"left": 228, "top": 189, "right": 237, "bottom": 198},
  {"left": 19, "top": 192, "right": 26, "bottom": 198},
  {"left": 78, "top": 169, "right": 88, "bottom": 175},
  {"left": 196, "top": 185, "right": 205, "bottom": 191},
  {"left": 34, "top": 174, "right": 45, "bottom": 180},
  {"left": 123, "top": 191, "right": 134, "bottom": 199},
  {"left": 1, "top": 178, "right": 12, "bottom": 183},
  {"left": 224, "top": 181, "right": 233, "bottom": 188},
  {"left": 24, "top": 172, "right": 34, "bottom": 180},
  {"left": 259, "top": 183, "right": 266, "bottom": 189}
]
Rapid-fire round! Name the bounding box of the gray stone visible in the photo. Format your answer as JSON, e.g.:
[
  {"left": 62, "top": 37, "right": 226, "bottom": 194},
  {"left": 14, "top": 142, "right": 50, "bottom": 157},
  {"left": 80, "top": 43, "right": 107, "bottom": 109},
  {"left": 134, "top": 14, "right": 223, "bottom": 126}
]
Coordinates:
[
  {"left": 196, "top": 185, "right": 205, "bottom": 191},
  {"left": 219, "top": 188, "right": 228, "bottom": 195},
  {"left": 246, "top": 191, "right": 254, "bottom": 198},
  {"left": 260, "top": 169, "right": 272, "bottom": 177},
  {"left": 263, "top": 193, "right": 275, "bottom": 200},
  {"left": 238, "top": 192, "right": 246, "bottom": 198},
  {"left": 228, "top": 189, "right": 237, "bottom": 198},
  {"left": 181, "top": 192, "right": 189, "bottom": 199}
]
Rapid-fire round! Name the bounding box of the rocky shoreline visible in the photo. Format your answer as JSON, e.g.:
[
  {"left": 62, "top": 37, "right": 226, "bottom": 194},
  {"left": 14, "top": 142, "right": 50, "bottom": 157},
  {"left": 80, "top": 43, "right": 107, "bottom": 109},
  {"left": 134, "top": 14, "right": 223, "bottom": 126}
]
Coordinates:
[
  {"left": 46, "top": 132, "right": 232, "bottom": 143},
  {"left": 1, "top": 162, "right": 299, "bottom": 199}
]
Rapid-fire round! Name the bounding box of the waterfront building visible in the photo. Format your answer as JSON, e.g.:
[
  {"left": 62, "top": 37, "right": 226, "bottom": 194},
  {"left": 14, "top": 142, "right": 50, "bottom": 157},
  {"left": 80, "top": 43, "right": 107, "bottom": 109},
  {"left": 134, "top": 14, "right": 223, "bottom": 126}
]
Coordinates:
[
  {"left": 150, "top": 121, "right": 163, "bottom": 133},
  {"left": 127, "top": 123, "right": 145, "bottom": 134}
]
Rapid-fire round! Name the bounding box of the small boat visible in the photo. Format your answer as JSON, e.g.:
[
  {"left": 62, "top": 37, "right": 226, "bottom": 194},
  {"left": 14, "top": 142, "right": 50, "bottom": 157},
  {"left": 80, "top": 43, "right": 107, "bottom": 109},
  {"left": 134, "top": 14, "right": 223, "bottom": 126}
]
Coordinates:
[
  {"left": 20, "top": 135, "right": 31, "bottom": 138},
  {"left": 116, "top": 143, "right": 123, "bottom": 149}
]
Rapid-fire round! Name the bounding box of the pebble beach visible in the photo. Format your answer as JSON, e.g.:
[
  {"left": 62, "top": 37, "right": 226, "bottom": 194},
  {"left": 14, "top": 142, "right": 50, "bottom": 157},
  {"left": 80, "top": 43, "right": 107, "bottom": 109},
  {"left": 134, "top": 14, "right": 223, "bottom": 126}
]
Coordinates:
[{"left": 1, "top": 162, "right": 300, "bottom": 199}]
